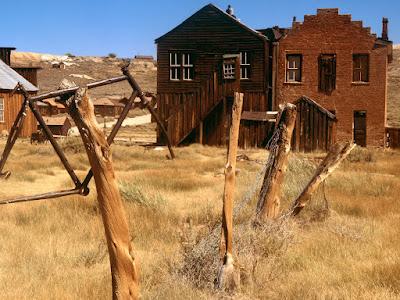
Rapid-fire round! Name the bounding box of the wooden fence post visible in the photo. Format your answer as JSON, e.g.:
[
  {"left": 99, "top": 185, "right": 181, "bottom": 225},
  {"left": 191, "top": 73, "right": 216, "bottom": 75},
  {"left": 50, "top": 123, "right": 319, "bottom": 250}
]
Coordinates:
[
  {"left": 291, "top": 141, "right": 355, "bottom": 216},
  {"left": 65, "top": 84, "right": 139, "bottom": 299},
  {"left": 256, "top": 103, "right": 297, "bottom": 220},
  {"left": 217, "top": 92, "right": 243, "bottom": 291}
]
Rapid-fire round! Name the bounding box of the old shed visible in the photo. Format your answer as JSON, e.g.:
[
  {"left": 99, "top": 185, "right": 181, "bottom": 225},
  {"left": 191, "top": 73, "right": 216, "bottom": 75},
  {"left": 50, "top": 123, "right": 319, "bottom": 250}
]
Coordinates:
[{"left": 291, "top": 96, "right": 337, "bottom": 152}]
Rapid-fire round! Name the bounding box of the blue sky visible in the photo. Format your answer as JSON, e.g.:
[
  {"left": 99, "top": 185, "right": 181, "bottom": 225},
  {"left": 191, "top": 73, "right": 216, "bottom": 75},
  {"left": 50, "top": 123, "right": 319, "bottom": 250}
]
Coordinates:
[{"left": 1, "top": 0, "right": 398, "bottom": 57}]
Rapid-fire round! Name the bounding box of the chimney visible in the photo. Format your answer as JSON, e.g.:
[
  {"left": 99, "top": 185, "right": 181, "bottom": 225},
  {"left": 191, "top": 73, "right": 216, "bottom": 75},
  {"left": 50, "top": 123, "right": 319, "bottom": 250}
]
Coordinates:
[
  {"left": 226, "top": 5, "right": 235, "bottom": 17},
  {"left": 0, "top": 47, "right": 15, "bottom": 66},
  {"left": 292, "top": 16, "right": 297, "bottom": 26},
  {"left": 382, "top": 17, "right": 389, "bottom": 41}
]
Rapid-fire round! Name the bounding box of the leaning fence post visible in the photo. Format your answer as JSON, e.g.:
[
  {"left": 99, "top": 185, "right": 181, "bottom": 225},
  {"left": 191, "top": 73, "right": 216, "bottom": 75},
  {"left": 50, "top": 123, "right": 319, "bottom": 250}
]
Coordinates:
[
  {"left": 217, "top": 92, "right": 243, "bottom": 291},
  {"left": 64, "top": 83, "right": 139, "bottom": 299},
  {"left": 256, "top": 103, "right": 297, "bottom": 220},
  {"left": 291, "top": 141, "right": 355, "bottom": 216}
]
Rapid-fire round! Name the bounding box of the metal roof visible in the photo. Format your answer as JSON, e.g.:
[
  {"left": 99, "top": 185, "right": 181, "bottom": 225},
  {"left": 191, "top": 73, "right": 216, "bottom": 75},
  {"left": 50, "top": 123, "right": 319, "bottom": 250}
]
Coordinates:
[{"left": 0, "top": 59, "right": 38, "bottom": 92}]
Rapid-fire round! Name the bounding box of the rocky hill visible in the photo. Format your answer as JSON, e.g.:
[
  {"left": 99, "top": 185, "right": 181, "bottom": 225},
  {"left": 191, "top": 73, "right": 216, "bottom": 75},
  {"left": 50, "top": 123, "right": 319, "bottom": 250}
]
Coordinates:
[{"left": 12, "top": 52, "right": 157, "bottom": 100}]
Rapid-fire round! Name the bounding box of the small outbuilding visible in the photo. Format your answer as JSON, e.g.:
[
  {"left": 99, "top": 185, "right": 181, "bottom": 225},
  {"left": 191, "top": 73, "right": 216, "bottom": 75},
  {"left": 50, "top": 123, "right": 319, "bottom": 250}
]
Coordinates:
[{"left": 42, "top": 115, "right": 72, "bottom": 136}]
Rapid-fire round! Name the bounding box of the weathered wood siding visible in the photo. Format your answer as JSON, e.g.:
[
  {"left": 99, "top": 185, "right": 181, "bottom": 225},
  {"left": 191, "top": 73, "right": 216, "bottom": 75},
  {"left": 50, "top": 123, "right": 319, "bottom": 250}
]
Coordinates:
[
  {"left": 0, "top": 92, "right": 37, "bottom": 137},
  {"left": 291, "top": 99, "right": 336, "bottom": 152},
  {"left": 157, "top": 5, "right": 269, "bottom": 95},
  {"left": 386, "top": 127, "right": 400, "bottom": 148}
]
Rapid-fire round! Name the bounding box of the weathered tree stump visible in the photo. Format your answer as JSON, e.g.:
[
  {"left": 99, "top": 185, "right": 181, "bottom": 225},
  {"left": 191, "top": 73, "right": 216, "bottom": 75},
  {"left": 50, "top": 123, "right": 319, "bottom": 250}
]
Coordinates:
[
  {"left": 217, "top": 92, "right": 243, "bottom": 292},
  {"left": 64, "top": 83, "right": 139, "bottom": 299},
  {"left": 291, "top": 141, "right": 355, "bottom": 216},
  {"left": 256, "top": 103, "right": 297, "bottom": 220}
]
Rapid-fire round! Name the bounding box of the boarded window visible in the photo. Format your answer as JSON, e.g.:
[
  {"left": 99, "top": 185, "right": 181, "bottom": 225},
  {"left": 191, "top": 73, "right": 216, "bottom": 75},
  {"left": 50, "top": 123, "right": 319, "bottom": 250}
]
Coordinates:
[
  {"left": 286, "top": 54, "right": 302, "bottom": 82},
  {"left": 353, "top": 54, "right": 369, "bottom": 82},
  {"left": 319, "top": 54, "right": 336, "bottom": 93},
  {"left": 169, "top": 52, "right": 181, "bottom": 80},
  {"left": 240, "top": 51, "right": 250, "bottom": 79},
  {"left": 0, "top": 98, "right": 4, "bottom": 122}
]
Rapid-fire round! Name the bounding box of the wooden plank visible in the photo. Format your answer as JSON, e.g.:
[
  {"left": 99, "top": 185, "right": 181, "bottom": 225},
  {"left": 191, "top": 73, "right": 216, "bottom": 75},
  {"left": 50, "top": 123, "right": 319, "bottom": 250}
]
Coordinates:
[{"left": 241, "top": 111, "right": 278, "bottom": 122}]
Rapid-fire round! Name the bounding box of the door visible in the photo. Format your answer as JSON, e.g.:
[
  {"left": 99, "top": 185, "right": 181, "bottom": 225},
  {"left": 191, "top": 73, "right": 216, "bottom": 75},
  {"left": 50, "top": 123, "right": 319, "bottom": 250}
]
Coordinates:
[{"left": 354, "top": 111, "right": 366, "bottom": 147}]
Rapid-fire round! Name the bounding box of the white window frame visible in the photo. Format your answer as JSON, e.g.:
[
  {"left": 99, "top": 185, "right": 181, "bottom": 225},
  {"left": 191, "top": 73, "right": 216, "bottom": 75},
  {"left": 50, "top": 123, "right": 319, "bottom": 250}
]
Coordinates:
[
  {"left": 0, "top": 98, "right": 4, "bottom": 123},
  {"left": 169, "top": 52, "right": 181, "bottom": 81},
  {"left": 182, "top": 53, "right": 194, "bottom": 81},
  {"left": 286, "top": 55, "right": 302, "bottom": 83},
  {"left": 240, "top": 51, "right": 250, "bottom": 80},
  {"left": 223, "top": 63, "right": 236, "bottom": 79}
]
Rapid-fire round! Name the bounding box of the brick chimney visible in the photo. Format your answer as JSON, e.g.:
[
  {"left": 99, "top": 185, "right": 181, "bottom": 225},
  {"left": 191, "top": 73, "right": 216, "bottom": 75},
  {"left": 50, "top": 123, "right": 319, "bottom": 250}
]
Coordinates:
[
  {"left": 0, "top": 47, "right": 16, "bottom": 66},
  {"left": 382, "top": 17, "right": 389, "bottom": 41}
]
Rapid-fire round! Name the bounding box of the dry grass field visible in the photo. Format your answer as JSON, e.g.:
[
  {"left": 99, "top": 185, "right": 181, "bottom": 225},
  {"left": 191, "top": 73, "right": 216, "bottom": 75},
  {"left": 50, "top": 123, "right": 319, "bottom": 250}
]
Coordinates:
[{"left": 0, "top": 139, "right": 399, "bottom": 299}]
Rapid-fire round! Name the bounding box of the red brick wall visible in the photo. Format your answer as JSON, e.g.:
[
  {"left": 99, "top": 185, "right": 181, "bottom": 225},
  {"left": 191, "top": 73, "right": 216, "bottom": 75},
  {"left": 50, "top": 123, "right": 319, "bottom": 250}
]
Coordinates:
[{"left": 275, "top": 9, "right": 389, "bottom": 146}]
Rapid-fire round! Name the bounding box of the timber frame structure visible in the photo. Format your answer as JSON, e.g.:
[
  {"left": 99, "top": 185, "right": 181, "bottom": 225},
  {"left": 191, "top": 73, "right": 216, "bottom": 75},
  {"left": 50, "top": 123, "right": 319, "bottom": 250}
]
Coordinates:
[{"left": 0, "top": 64, "right": 175, "bottom": 205}]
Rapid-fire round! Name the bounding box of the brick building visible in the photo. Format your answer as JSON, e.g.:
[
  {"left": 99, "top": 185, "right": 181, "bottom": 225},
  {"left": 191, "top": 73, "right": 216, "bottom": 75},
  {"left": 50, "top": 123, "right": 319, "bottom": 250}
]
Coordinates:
[
  {"left": 156, "top": 5, "right": 393, "bottom": 148},
  {"left": 264, "top": 8, "right": 393, "bottom": 147}
]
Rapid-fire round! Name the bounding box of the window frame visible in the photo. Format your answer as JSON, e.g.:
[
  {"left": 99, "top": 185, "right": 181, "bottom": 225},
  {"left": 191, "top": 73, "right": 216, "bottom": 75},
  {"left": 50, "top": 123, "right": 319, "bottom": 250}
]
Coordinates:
[
  {"left": 223, "top": 62, "right": 236, "bottom": 80},
  {"left": 285, "top": 54, "right": 302, "bottom": 83},
  {"left": 169, "top": 51, "right": 194, "bottom": 81},
  {"left": 240, "top": 51, "right": 251, "bottom": 80},
  {"left": 0, "top": 98, "right": 4, "bottom": 123},
  {"left": 352, "top": 54, "right": 369, "bottom": 83}
]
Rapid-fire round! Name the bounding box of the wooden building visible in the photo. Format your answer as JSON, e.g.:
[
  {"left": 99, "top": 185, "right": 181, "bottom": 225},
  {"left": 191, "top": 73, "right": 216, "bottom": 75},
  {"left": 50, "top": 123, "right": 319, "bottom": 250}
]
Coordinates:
[
  {"left": 155, "top": 4, "right": 393, "bottom": 149},
  {"left": 42, "top": 116, "right": 72, "bottom": 136},
  {"left": 93, "top": 98, "right": 123, "bottom": 117},
  {"left": 0, "top": 59, "right": 38, "bottom": 137},
  {"left": 155, "top": 4, "right": 273, "bottom": 147},
  {"left": 37, "top": 98, "right": 67, "bottom": 116}
]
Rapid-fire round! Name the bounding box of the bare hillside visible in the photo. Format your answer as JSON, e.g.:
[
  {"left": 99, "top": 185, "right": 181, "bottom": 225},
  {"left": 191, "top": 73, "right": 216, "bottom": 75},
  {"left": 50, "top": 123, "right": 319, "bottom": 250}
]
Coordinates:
[
  {"left": 33, "top": 54, "right": 157, "bottom": 99},
  {"left": 387, "top": 45, "right": 400, "bottom": 127}
]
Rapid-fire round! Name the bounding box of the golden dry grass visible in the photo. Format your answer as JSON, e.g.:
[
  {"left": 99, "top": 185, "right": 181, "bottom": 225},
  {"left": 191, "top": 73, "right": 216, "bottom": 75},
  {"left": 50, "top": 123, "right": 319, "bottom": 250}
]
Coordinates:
[{"left": 0, "top": 138, "right": 399, "bottom": 299}]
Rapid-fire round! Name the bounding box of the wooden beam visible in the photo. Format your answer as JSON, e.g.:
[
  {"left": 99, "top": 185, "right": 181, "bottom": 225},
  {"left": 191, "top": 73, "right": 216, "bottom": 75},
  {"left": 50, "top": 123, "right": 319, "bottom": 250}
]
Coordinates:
[
  {"left": 256, "top": 103, "right": 297, "bottom": 220},
  {"left": 291, "top": 141, "right": 355, "bottom": 216},
  {"left": 66, "top": 84, "right": 139, "bottom": 299},
  {"left": 217, "top": 92, "right": 243, "bottom": 291},
  {"left": 241, "top": 111, "right": 278, "bottom": 122}
]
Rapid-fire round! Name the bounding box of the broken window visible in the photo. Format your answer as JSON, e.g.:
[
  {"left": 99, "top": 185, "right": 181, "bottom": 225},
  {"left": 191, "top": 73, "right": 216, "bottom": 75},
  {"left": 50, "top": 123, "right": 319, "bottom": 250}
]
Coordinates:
[
  {"left": 353, "top": 54, "right": 369, "bottom": 82},
  {"left": 169, "top": 52, "right": 181, "bottom": 80},
  {"left": 319, "top": 54, "right": 336, "bottom": 93},
  {"left": 240, "top": 51, "right": 250, "bottom": 79},
  {"left": 223, "top": 63, "right": 236, "bottom": 79},
  {"left": 286, "top": 54, "right": 302, "bottom": 82},
  {"left": 182, "top": 53, "right": 194, "bottom": 81},
  {"left": 0, "top": 98, "right": 4, "bottom": 122}
]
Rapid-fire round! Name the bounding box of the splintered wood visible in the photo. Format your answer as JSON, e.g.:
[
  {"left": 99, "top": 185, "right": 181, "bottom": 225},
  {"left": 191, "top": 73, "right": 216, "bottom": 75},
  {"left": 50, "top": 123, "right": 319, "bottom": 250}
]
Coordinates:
[
  {"left": 217, "top": 92, "right": 243, "bottom": 291},
  {"left": 256, "top": 103, "right": 297, "bottom": 220},
  {"left": 66, "top": 84, "right": 139, "bottom": 299},
  {"left": 291, "top": 141, "right": 355, "bottom": 216}
]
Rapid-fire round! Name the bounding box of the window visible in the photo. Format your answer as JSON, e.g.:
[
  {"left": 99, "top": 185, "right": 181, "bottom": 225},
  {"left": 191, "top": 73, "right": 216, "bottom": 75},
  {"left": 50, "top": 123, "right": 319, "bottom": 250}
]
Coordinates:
[
  {"left": 286, "top": 54, "right": 302, "bottom": 82},
  {"left": 182, "top": 53, "right": 194, "bottom": 80},
  {"left": 319, "top": 54, "right": 336, "bottom": 94},
  {"left": 169, "top": 52, "right": 181, "bottom": 80},
  {"left": 223, "top": 63, "right": 236, "bottom": 79},
  {"left": 169, "top": 52, "right": 194, "bottom": 81},
  {"left": 0, "top": 98, "right": 4, "bottom": 123},
  {"left": 240, "top": 51, "right": 250, "bottom": 79},
  {"left": 353, "top": 54, "right": 369, "bottom": 82}
]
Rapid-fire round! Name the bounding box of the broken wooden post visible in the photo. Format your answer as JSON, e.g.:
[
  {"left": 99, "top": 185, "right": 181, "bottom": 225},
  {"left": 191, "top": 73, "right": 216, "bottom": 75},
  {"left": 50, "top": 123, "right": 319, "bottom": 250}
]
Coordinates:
[
  {"left": 291, "top": 141, "right": 355, "bottom": 216},
  {"left": 64, "top": 82, "right": 139, "bottom": 299},
  {"left": 256, "top": 103, "right": 297, "bottom": 220},
  {"left": 217, "top": 92, "right": 243, "bottom": 291}
]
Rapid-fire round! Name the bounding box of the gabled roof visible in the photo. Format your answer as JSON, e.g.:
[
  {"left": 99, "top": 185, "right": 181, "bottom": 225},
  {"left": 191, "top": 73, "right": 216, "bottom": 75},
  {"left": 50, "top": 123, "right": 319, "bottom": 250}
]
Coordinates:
[
  {"left": 0, "top": 59, "right": 38, "bottom": 92},
  {"left": 155, "top": 3, "right": 268, "bottom": 43},
  {"left": 43, "top": 115, "right": 70, "bottom": 126},
  {"left": 294, "top": 96, "right": 337, "bottom": 121}
]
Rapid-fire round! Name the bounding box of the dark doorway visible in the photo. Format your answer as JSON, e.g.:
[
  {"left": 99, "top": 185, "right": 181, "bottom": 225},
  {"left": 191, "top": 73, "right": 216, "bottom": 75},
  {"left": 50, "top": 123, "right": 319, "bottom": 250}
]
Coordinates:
[{"left": 354, "top": 111, "right": 367, "bottom": 147}]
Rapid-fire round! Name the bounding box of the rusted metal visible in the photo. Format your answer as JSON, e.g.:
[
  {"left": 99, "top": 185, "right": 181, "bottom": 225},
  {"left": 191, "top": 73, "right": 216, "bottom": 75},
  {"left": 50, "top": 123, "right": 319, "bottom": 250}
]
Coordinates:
[
  {"left": 0, "top": 66, "right": 176, "bottom": 204},
  {"left": 122, "top": 65, "right": 175, "bottom": 159},
  {"left": 0, "top": 188, "right": 82, "bottom": 205}
]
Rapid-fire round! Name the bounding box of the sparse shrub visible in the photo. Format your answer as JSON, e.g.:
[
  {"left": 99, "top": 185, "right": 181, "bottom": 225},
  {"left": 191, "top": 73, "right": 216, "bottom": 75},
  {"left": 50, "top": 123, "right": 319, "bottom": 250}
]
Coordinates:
[
  {"left": 61, "top": 138, "right": 85, "bottom": 154},
  {"left": 108, "top": 53, "right": 117, "bottom": 58},
  {"left": 347, "top": 146, "right": 375, "bottom": 163},
  {"left": 119, "top": 181, "right": 166, "bottom": 208},
  {"left": 65, "top": 52, "right": 75, "bottom": 58}
]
